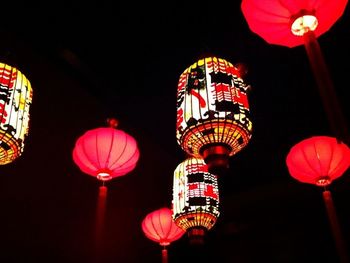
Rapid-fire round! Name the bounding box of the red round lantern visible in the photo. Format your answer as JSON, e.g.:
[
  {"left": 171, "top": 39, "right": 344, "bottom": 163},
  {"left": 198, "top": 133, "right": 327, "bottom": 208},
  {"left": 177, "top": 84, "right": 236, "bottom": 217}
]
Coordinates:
[
  {"left": 72, "top": 120, "right": 140, "bottom": 182},
  {"left": 72, "top": 119, "right": 140, "bottom": 257},
  {"left": 286, "top": 135, "right": 350, "bottom": 262},
  {"left": 241, "top": 0, "right": 350, "bottom": 145},
  {"left": 142, "top": 207, "right": 185, "bottom": 263},
  {"left": 241, "top": 0, "right": 348, "bottom": 48},
  {"left": 286, "top": 136, "right": 350, "bottom": 186}
]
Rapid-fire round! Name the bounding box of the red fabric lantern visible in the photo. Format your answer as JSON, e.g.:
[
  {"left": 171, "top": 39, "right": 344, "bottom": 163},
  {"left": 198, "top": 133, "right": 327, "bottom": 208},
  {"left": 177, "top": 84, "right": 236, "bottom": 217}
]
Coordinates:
[
  {"left": 286, "top": 135, "right": 350, "bottom": 262},
  {"left": 142, "top": 207, "right": 185, "bottom": 263},
  {"left": 286, "top": 136, "right": 350, "bottom": 186},
  {"left": 72, "top": 120, "right": 140, "bottom": 182},
  {"left": 241, "top": 0, "right": 348, "bottom": 48},
  {"left": 241, "top": 0, "right": 349, "bottom": 145},
  {"left": 176, "top": 56, "right": 253, "bottom": 174},
  {"left": 72, "top": 118, "right": 140, "bottom": 258}
]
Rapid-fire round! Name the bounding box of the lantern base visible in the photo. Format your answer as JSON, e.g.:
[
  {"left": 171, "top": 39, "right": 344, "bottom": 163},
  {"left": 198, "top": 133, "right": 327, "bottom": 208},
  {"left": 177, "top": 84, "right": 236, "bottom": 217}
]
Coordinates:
[
  {"left": 188, "top": 227, "right": 206, "bottom": 245},
  {"left": 201, "top": 145, "right": 230, "bottom": 175}
]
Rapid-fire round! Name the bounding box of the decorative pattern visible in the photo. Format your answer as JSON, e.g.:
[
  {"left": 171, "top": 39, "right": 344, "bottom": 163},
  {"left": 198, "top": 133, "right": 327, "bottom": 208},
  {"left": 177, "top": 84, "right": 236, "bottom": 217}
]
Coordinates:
[
  {"left": 172, "top": 157, "right": 219, "bottom": 231},
  {"left": 176, "top": 56, "right": 252, "bottom": 158},
  {"left": 0, "top": 62, "right": 33, "bottom": 165}
]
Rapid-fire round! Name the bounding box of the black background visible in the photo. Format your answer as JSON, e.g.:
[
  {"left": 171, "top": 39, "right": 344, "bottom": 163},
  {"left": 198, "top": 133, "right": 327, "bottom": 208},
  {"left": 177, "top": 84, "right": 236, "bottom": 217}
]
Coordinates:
[{"left": 0, "top": 1, "right": 350, "bottom": 262}]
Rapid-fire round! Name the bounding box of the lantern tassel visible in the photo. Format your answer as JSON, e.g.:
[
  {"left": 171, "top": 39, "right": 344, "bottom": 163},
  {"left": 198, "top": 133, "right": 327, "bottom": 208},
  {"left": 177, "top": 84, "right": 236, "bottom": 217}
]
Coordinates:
[
  {"left": 95, "top": 185, "right": 108, "bottom": 261},
  {"left": 322, "top": 190, "right": 349, "bottom": 263},
  {"left": 303, "top": 31, "right": 349, "bottom": 145},
  {"left": 161, "top": 247, "right": 168, "bottom": 263}
]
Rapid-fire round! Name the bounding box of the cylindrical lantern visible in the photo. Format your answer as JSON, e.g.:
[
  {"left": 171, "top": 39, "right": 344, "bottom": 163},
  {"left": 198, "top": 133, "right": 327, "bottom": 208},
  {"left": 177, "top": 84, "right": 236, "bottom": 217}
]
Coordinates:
[
  {"left": 72, "top": 119, "right": 140, "bottom": 182},
  {"left": 176, "top": 56, "right": 253, "bottom": 173},
  {"left": 172, "top": 157, "right": 220, "bottom": 244},
  {"left": 286, "top": 136, "right": 350, "bottom": 186},
  {"left": 142, "top": 207, "right": 185, "bottom": 263},
  {"left": 0, "top": 62, "right": 33, "bottom": 165}
]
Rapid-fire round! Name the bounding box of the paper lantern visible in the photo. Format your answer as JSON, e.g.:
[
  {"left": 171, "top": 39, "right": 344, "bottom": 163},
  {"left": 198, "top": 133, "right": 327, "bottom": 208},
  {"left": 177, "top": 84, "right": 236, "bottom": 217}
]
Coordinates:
[
  {"left": 0, "top": 62, "right": 33, "bottom": 165},
  {"left": 286, "top": 136, "right": 350, "bottom": 186},
  {"left": 176, "top": 56, "right": 252, "bottom": 173},
  {"left": 172, "top": 157, "right": 220, "bottom": 244},
  {"left": 72, "top": 118, "right": 140, "bottom": 256},
  {"left": 241, "top": 0, "right": 348, "bottom": 48},
  {"left": 241, "top": 0, "right": 349, "bottom": 144},
  {"left": 142, "top": 207, "right": 185, "bottom": 263},
  {"left": 286, "top": 135, "right": 350, "bottom": 262},
  {"left": 72, "top": 118, "right": 140, "bottom": 182}
]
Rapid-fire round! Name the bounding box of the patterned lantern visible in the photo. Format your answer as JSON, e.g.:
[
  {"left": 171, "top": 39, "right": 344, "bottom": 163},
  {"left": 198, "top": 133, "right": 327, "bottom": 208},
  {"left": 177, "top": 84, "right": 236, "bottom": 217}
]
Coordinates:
[
  {"left": 176, "top": 56, "right": 252, "bottom": 174},
  {"left": 286, "top": 136, "right": 350, "bottom": 262},
  {"left": 241, "top": 0, "right": 349, "bottom": 144},
  {"left": 172, "top": 157, "right": 220, "bottom": 244},
  {"left": 0, "top": 62, "right": 33, "bottom": 165},
  {"left": 72, "top": 118, "right": 140, "bottom": 254},
  {"left": 142, "top": 207, "right": 185, "bottom": 263}
]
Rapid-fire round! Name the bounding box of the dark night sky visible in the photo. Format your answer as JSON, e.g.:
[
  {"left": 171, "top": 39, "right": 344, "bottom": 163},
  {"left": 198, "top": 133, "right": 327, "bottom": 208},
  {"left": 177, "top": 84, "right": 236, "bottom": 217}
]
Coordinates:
[{"left": 0, "top": 1, "right": 350, "bottom": 263}]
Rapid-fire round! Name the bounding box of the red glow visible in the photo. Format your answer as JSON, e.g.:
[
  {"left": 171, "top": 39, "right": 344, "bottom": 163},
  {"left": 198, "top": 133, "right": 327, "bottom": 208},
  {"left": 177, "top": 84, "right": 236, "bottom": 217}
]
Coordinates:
[
  {"left": 141, "top": 207, "right": 185, "bottom": 246},
  {"left": 241, "top": 0, "right": 348, "bottom": 47},
  {"left": 72, "top": 127, "right": 140, "bottom": 180},
  {"left": 95, "top": 186, "right": 107, "bottom": 255},
  {"left": 286, "top": 136, "right": 350, "bottom": 186}
]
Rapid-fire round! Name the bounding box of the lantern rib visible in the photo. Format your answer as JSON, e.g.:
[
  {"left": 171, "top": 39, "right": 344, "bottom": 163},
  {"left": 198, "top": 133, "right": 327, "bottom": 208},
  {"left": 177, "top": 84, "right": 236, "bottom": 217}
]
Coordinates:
[
  {"left": 0, "top": 65, "right": 9, "bottom": 142},
  {"left": 151, "top": 211, "right": 164, "bottom": 244},
  {"left": 80, "top": 135, "right": 99, "bottom": 172},
  {"left": 328, "top": 141, "right": 346, "bottom": 176},
  {"left": 298, "top": 145, "right": 320, "bottom": 181},
  {"left": 103, "top": 127, "right": 115, "bottom": 171},
  {"left": 109, "top": 132, "right": 129, "bottom": 169},
  {"left": 327, "top": 139, "right": 336, "bottom": 176},
  {"left": 94, "top": 131, "right": 103, "bottom": 171},
  {"left": 6, "top": 67, "right": 16, "bottom": 130}
]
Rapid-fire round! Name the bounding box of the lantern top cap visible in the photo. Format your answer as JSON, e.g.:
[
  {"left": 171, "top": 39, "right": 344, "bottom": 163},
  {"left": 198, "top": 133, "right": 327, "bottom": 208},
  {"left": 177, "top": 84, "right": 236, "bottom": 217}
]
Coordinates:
[{"left": 106, "top": 117, "right": 118, "bottom": 128}]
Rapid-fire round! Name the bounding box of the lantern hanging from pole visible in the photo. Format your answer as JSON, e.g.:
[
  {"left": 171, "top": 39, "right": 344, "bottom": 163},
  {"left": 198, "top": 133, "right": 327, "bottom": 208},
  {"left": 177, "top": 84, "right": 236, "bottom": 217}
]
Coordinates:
[
  {"left": 286, "top": 135, "right": 350, "bottom": 263},
  {"left": 176, "top": 56, "right": 253, "bottom": 174},
  {"left": 172, "top": 157, "right": 220, "bottom": 245},
  {"left": 241, "top": 0, "right": 349, "bottom": 145},
  {"left": 72, "top": 118, "right": 140, "bottom": 258},
  {"left": 0, "top": 62, "right": 33, "bottom": 165},
  {"left": 142, "top": 207, "right": 185, "bottom": 263}
]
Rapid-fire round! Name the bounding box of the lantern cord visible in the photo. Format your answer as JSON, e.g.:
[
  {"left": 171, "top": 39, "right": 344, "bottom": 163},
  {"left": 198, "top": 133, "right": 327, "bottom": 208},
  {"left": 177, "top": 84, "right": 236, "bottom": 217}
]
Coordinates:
[
  {"left": 95, "top": 185, "right": 108, "bottom": 262},
  {"left": 303, "top": 31, "right": 349, "bottom": 145},
  {"left": 322, "top": 190, "right": 349, "bottom": 263},
  {"left": 161, "top": 247, "right": 168, "bottom": 263}
]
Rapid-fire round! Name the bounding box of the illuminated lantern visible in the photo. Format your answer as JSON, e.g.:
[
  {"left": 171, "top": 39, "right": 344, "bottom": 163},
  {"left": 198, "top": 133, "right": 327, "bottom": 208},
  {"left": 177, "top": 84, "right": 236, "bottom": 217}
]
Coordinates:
[
  {"left": 241, "top": 0, "right": 349, "bottom": 144},
  {"left": 72, "top": 118, "right": 140, "bottom": 254},
  {"left": 172, "top": 157, "right": 220, "bottom": 244},
  {"left": 142, "top": 207, "right": 185, "bottom": 263},
  {"left": 286, "top": 136, "right": 350, "bottom": 186},
  {"left": 72, "top": 118, "right": 140, "bottom": 182},
  {"left": 286, "top": 136, "right": 350, "bottom": 262},
  {"left": 176, "top": 56, "right": 252, "bottom": 173},
  {"left": 0, "top": 62, "right": 33, "bottom": 165}
]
